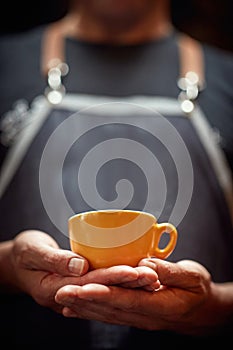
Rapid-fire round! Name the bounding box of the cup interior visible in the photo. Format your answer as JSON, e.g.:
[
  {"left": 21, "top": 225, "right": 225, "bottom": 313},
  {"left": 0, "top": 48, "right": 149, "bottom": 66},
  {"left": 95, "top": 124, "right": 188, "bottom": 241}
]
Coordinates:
[
  {"left": 74, "top": 209, "right": 154, "bottom": 227},
  {"left": 68, "top": 209, "right": 156, "bottom": 248}
]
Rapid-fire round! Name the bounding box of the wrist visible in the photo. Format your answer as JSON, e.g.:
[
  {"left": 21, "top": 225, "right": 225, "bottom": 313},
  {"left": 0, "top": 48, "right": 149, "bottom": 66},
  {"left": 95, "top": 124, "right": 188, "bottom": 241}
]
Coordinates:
[{"left": 0, "top": 240, "right": 22, "bottom": 293}]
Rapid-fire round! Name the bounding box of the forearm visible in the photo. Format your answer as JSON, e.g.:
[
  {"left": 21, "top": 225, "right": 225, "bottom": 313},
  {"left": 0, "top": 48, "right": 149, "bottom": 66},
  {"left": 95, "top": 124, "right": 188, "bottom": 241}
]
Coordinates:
[
  {"left": 172, "top": 281, "right": 233, "bottom": 336},
  {"left": 213, "top": 282, "right": 233, "bottom": 332},
  {"left": 0, "top": 240, "right": 20, "bottom": 293},
  {"left": 195, "top": 281, "right": 233, "bottom": 335}
]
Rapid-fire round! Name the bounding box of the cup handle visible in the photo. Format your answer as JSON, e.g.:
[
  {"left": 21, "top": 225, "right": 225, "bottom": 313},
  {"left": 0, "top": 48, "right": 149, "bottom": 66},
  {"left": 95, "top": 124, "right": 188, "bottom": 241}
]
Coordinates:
[{"left": 152, "top": 223, "right": 178, "bottom": 259}]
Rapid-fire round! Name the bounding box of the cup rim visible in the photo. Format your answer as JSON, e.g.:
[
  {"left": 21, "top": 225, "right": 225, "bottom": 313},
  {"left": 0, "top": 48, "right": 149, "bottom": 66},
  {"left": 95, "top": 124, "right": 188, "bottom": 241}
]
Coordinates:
[
  {"left": 68, "top": 209, "right": 157, "bottom": 248},
  {"left": 68, "top": 209, "right": 156, "bottom": 222}
]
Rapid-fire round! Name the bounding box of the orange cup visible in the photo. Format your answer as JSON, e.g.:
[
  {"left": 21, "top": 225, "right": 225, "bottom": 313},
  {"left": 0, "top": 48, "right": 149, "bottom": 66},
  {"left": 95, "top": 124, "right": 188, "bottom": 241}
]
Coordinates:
[{"left": 68, "top": 209, "right": 178, "bottom": 269}]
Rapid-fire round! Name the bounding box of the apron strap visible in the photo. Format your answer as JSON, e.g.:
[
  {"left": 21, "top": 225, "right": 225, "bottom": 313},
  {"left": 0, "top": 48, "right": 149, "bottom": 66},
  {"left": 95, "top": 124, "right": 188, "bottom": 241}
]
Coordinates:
[
  {"left": 41, "top": 23, "right": 205, "bottom": 104},
  {"left": 0, "top": 25, "right": 206, "bottom": 199},
  {"left": 178, "top": 34, "right": 205, "bottom": 88}
]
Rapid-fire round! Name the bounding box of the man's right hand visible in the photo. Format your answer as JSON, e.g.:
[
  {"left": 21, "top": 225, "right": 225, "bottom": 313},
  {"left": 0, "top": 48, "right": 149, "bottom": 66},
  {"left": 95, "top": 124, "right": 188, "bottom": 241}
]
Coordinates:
[{"left": 0, "top": 230, "right": 159, "bottom": 314}]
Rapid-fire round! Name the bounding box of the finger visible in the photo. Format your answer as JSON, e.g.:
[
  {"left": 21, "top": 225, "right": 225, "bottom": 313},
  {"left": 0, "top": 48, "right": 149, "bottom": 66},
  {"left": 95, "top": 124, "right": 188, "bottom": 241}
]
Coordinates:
[
  {"left": 56, "top": 284, "right": 111, "bottom": 306},
  {"left": 78, "top": 265, "right": 141, "bottom": 286},
  {"left": 55, "top": 283, "right": 168, "bottom": 328},
  {"left": 120, "top": 266, "right": 160, "bottom": 290},
  {"left": 36, "top": 265, "right": 144, "bottom": 297},
  {"left": 59, "top": 295, "right": 152, "bottom": 329},
  {"left": 55, "top": 283, "right": 153, "bottom": 312}
]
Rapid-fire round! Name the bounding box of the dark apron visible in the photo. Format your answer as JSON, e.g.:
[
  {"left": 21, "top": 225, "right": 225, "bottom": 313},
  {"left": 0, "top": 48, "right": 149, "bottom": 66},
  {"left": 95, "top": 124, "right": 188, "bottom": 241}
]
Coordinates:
[{"left": 0, "top": 94, "right": 232, "bottom": 347}]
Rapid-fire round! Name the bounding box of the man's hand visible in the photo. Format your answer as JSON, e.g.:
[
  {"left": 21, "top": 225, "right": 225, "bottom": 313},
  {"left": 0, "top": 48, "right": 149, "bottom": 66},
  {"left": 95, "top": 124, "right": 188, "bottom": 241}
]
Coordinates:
[
  {"left": 55, "top": 258, "right": 233, "bottom": 335},
  {"left": 1, "top": 230, "right": 159, "bottom": 314}
]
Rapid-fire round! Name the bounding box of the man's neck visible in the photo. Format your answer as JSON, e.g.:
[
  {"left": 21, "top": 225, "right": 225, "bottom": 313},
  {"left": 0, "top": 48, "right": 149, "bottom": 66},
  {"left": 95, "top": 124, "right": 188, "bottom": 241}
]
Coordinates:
[{"left": 64, "top": 1, "right": 172, "bottom": 45}]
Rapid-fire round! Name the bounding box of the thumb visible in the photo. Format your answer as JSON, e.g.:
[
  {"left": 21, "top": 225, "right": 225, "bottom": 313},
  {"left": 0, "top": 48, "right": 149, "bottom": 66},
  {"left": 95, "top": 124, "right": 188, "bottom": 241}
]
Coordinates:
[
  {"left": 14, "top": 230, "right": 89, "bottom": 276},
  {"left": 36, "top": 247, "right": 89, "bottom": 277},
  {"left": 139, "top": 258, "right": 209, "bottom": 290}
]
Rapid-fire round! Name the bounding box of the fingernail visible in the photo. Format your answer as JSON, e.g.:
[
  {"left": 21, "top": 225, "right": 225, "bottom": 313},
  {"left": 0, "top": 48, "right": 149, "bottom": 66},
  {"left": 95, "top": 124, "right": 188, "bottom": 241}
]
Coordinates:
[
  {"left": 68, "top": 258, "right": 85, "bottom": 275},
  {"left": 144, "top": 283, "right": 161, "bottom": 292},
  {"left": 144, "top": 285, "right": 156, "bottom": 292}
]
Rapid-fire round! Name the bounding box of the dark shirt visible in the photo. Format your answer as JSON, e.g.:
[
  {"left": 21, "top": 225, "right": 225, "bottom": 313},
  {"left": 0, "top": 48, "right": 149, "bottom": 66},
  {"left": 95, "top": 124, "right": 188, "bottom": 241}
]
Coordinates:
[{"left": 0, "top": 25, "right": 232, "bottom": 348}]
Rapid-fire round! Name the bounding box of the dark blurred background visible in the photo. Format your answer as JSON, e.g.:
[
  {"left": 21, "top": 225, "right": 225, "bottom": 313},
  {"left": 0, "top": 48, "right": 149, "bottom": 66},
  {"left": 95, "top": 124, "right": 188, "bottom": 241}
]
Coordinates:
[{"left": 0, "top": 0, "right": 232, "bottom": 52}]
